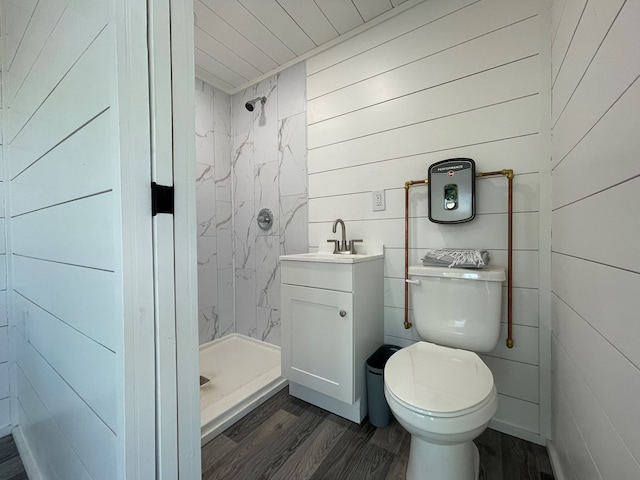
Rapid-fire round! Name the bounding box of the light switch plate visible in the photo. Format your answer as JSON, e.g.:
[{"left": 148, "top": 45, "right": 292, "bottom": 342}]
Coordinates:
[{"left": 372, "top": 190, "right": 385, "bottom": 211}]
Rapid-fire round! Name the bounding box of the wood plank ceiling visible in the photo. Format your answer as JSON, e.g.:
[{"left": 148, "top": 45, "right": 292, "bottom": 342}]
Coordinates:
[{"left": 194, "top": 0, "right": 415, "bottom": 94}]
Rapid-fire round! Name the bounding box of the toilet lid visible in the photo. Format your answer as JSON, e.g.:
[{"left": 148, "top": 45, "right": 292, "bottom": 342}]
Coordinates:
[{"left": 385, "top": 342, "right": 494, "bottom": 415}]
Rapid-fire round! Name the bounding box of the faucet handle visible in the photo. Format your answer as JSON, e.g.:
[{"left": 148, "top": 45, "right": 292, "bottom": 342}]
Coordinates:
[
  {"left": 348, "top": 239, "right": 363, "bottom": 254},
  {"left": 326, "top": 239, "right": 340, "bottom": 254}
]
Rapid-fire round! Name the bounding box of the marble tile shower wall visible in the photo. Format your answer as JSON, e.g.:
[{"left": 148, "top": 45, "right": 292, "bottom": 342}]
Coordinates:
[
  {"left": 231, "top": 62, "right": 308, "bottom": 346},
  {"left": 196, "top": 63, "right": 308, "bottom": 346},
  {"left": 196, "top": 79, "right": 234, "bottom": 344}
]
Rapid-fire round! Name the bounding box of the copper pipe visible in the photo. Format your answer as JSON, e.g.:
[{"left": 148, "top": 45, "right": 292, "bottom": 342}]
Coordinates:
[
  {"left": 477, "top": 170, "right": 505, "bottom": 177},
  {"left": 404, "top": 180, "right": 428, "bottom": 329},
  {"left": 405, "top": 185, "right": 410, "bottom": 330},
  {"left": 506, "top": 171, "right": 514, "bottom": 348},
  {"left": 403, "top": 170, "right": 515, "bottom": 349}
]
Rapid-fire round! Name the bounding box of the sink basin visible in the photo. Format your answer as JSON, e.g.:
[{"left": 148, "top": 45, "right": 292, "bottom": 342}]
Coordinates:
[{"left": 280, "top": 246, "right": 383, "bottom": 264}]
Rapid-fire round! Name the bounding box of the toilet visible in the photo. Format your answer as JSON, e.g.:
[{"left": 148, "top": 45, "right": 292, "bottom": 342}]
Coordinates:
[{"left": 384, "top": 264, "right": 506, "bottom": 480}]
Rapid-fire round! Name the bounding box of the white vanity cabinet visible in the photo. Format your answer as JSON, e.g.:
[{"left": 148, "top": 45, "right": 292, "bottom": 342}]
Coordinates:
[{"left": 280, "top": 251, "right": 384, "bottom": 423}]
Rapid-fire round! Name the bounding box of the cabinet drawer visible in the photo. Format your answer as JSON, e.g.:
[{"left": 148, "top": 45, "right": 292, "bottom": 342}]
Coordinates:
[{"left": 281, "top": 261, "right": 352, "bottom": 292}]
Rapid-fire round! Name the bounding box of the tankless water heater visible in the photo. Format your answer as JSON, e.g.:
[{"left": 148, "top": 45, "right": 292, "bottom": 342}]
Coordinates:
[{"left": 428, "top": 158, "right": 476, "bottom": 224}]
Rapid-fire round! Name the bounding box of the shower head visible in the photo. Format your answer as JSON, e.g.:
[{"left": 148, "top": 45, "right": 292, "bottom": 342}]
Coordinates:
[{"left": 245, "top": 96, "right": 266, "bottom": 112}]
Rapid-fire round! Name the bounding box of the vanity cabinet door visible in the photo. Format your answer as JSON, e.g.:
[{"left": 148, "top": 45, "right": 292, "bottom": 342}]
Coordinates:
[{"left": 281, "top": 284, "right": 354, "bottom": 403}]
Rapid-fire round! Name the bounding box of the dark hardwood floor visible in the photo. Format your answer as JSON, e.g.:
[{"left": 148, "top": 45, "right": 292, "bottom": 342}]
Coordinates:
[
  {"left": 0, "top": 434, "right": 28, "bottom": 480},
  {"left": 1, "top": 388, "right": 555, "bottom": 480},
  {"left": 202, "top": 387, "right": 555, "bottom": 480}
]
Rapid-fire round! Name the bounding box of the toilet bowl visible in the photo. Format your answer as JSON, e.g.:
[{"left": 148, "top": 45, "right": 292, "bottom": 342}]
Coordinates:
[{"left": 384, "top": 341, "right": 498, "bottom": 480}]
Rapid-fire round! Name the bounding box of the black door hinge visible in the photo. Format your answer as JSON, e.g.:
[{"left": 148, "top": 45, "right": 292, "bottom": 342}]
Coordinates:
[{"left": 151, "top": 182, "right": 174, "bottom": 216}]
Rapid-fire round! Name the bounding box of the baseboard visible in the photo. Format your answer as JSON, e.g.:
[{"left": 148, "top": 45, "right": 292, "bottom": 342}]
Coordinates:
[
  {"left": 13, "top": 426, "right": 44, "bottom": 480},
  {"left": 546, "top": 441, "right": 569, "bottom": 480},
  {"left": 488, "top": 418, "right": 546, "bottom": 446}
]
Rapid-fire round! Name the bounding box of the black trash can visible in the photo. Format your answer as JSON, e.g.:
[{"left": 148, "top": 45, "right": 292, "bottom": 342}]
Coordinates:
[{"left": 366, "top": 344, "right": 401, "bottom": 428}]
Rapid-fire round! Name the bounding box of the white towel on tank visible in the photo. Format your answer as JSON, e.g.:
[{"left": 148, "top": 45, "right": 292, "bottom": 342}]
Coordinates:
[{"left": 421, "top": 248, "right": 490, "bottom": 268}]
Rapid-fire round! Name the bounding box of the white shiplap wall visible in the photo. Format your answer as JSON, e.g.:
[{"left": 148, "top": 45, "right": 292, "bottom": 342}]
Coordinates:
[
  {"left": 549, "top": 0, "right": 640, "bottom": 478},
  {"left": 1, "top": 1, "right": 151, "bottom": 478},
  {"left": 306, "top": 0, "right": 550, "bottom": 442},
  {"left": 0, "top": 20, "right": 9, "bottom": 437}
]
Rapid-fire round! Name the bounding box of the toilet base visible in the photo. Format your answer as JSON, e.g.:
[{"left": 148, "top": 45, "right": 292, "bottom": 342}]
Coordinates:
[{"left": 406, "top": 436, "right": 480, "bottom": 480}]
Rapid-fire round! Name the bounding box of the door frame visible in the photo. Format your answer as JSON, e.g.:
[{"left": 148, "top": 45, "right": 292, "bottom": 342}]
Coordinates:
[
  {"left": 168, "top": 0, "right": 201, "bottom": 478},
  {"left": 148, "top": 0, "right": 201, "bottom": 479},
  {"left": 114, "top": 0, "right": 158, "bottom": 477},
  {"left": 147, "top": 0, "right": 200, "bottom": 477}
]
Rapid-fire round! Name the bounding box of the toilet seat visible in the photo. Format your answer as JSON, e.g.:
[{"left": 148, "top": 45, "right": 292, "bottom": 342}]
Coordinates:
[{"left": 385, "top": 342, "right": 495, "bottom": 418}]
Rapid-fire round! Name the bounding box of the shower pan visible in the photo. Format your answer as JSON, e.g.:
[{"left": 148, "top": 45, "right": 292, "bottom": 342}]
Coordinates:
[{"left": 199, "top": 334, "right": 287, "bottom": 444}]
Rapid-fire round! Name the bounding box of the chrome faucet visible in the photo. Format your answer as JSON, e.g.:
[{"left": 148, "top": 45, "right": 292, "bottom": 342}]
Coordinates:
[{"left": 332, "top": 218, "right": 347, "bottom": 252}]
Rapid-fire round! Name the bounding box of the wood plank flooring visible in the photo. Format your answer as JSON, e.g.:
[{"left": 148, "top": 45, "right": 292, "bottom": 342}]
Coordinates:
[
  {"left": 1, "top": 388, "right": 555, "bottom": 480},
  {"left": 202, "top": 387, "right": 555, "bottom": 480},
  {"left": 0, "top": 435, "right": 28, "bottom": 480}
]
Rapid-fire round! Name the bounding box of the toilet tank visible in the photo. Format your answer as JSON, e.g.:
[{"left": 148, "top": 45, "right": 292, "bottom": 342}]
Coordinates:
[{"left": 408, "top": 265, "right": 506, "bottom": 353}]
